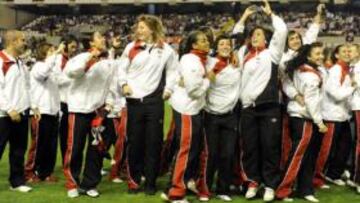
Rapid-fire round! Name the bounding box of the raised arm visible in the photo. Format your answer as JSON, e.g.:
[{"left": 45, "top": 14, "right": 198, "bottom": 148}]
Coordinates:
[
  {"left": 232, "top": 6, "right": 256, "bottom": 35},
  {"left": 64, "top": 49, "right": 101, "bottom": 79},
  {"left": 268, "top": 14, "right": 288, "bottom": 64},
  {"left": 303, "top": 4, "right": 325, "bottom": 45}
]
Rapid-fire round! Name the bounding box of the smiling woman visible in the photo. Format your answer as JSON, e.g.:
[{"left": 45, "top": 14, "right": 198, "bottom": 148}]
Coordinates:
[
  {"left": 166, "top": 30, "right": 212, "bottom": 203},
  {"left": 231, "top": 1, "right": 288, "bottom": 201},
  {"left": 203, "top": 34, "right": 241, "bottom": 202},
  {"left": 117, "top": 14, "right": 179, "bottom": 196},
  {"left": 62, "top": 30, "right": 117, "bottom": 198},
  {"left": 277, "top": 42, "right": 327, "bottom": 202}
]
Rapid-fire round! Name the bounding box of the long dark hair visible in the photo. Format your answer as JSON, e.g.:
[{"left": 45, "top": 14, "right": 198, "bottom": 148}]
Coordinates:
[
  {"left": 286, "top": 42, "right": 323, "bottom": 80},
  {"left": 179, "top": 30, "right": 204, "bottom": 58}
]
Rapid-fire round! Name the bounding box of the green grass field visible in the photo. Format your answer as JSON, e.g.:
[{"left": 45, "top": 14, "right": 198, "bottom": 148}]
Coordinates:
[{"left": 0, "top": 105, "right": 359, "bottom": 203}]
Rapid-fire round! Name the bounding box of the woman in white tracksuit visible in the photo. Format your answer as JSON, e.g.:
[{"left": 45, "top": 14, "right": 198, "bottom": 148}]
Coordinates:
[
  {"left": 166, "top": 30, "right": 214, "bottom": 203},
  {"left": 106, "top": 62, "right": 128, "bottom": 183},
  {"left": 52, "top": 35, "right": 79, "bottom": 164},
  {"left": 319, "top": 44, "right": 355, "bottom": 187},
  {"left": 25, "top": 43, "right": 62, "bottom": 182},
  {"left": 117, "top": 15, "right": 178, "bottom": 195},
  {"left": 203, "top": 35, "right": 241, "bottom": 202},
  {"left": 280, "top": 4, "right": 325, "bottom": 171},
  {"left": 276, "top": 43, "right": 328, "bottom": 202},
  {"left": 232, "top": 1, "right": 288, "bottom": 201},
  {"left": 63, "top": 31, "right": 116, "bottom": 198}
]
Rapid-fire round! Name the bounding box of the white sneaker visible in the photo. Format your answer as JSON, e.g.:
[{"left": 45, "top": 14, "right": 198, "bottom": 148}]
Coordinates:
[
  {"left": 342, "top": 170, "right": 351, "bottom": 180},
  {"left": 101, "top": 169, "right": 108, "bottom": 176},
  {"left": 199, "top": 196, "right": 209, "bottom": 202},
  {"left": 356, "top": 186, "right": 360, "bottom": 194},
  {"left": 217, "top": 194, "right": 232, "bottom": 202},
  {"left": 263, "top": 187, "right": 275, "bottom": 202},
  {"left": 10, "top": 185, "right": 32, "bottom": 193},
  {"left": 186, "top": 179, "right": 198, "bottom": 194},
  {"left": 67, "top": 188, "right": 79, "bottom": 198},
  {"left": 346, "top": 180, "right": 357, "bottom": 188},
  {"left": 86, "top": 189, "right": 100, "bottom": 198},
  {"left": 319, "top": 184, "right": 330, "bottom": 189},
  {"left": 245, "top": 186, "right": 258, "bottom": 199},
  {"left": 333, "top": 179, "right": 346, "bottom": 186},
  {"left": 304, "top": 195, "right": 319, "bottom": 202},
  {"left": 325, "top": 177, "right": 346, "bottom": 186},
  {"left": 160, "top": 192, "right": 169, "bottom": 201},
  {"left": 112, "top": 178, "right": 123, "bottom": 183},
  {"left": 171, "top": 199, "right": 189, "bottom": 203},
  {"left": 283, "top": 197, "right": 294, "bottom": 202}
]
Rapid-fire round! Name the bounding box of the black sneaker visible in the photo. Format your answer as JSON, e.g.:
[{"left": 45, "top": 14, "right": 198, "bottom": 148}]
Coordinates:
[
  {"left": 144, "top": 187, "right": 156, "bottom": 196},
  {"left": 128, "top": 188, "right": 141, "bottom": 194}
]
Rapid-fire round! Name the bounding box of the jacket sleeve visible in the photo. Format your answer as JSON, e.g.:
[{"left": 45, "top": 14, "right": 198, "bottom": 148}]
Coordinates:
[
  {"left": 109, "top": 59, "right": 125, "bottom": 106},
  {"left": 302, "top": 73, "right": 323, "bottom": 125},
  {"left": 50, "top": 55, "right": 71, "bottom": 87},
  {"left": 64, "top": 53, "right": 93, "bottom": 79},
  {"left": 352, "top": 65, "right": 360, "bottom": 91},
  {"left": 303, "top": 23, "right": 321, "bottom": 45},
  {"left": 164, "top": 49, "right": 180, "bottom": 94},
  {"left": 282, "top": 76, "right": 299, "bottom": 99},
  {"left": 268, "top": 14, "right": 288, "bottom": 64},
  {"left": 181, "top": 55, "right": 210, "bottom": 99},
  {"left": 0, "top": 58, "right": 12, "bottom": 112},
  {"left": 106, "top": 75, "right": 117, "bottom": 107},
  {"left": 31, "top": 58, "right": 56, "bottom": 81},
  {"left": 324, "top": 66, "right": 354, "bottom": 102},
  {"left": 117, "top": 43, "right": 132, "bottom": 88},
  {"left": 23, "top": 63, "right": 33, "bottom": 110},
  {"left": 232, "top": 21, "right": 245, "bottom": 35}
]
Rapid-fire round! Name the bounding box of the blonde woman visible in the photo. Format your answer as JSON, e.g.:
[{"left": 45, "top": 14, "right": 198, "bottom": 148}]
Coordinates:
[{"left": 117, "top": 15, "right": 178, "bottom": 195}]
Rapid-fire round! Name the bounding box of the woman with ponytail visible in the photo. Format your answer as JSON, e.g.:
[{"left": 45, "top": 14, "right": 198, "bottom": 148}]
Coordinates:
[
  {"left": 276, "top": 42, "right": 328, "bottom": 202},
  {"left": 316, "top": 44, "right": 355, "bottom": 188},
  {"left": 164, "top": 30, "right": 214, "bottom": 203}
]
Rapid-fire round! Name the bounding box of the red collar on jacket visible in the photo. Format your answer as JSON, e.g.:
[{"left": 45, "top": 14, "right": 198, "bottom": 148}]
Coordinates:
[
  {"left": 60, "top": 53, "right": 69, "bottom": 70},
  {"left": 190, "top": 49, "right": 208, "bottom": 68},
  {"left": 299, "top": 63, "right": 322, "bottom": 86},
  {"left": 0, "top": 50, "right": 16, "bottom": 76},
  {"left": 244, "top": 45, "right": 266, "bottom": 65},
  {"left": 213, "top": 55, "right": 229, "bottom": 75},
  {"left": 128, "top": 40, "right": 164, "bottom": 62},
  {"left": 85, "top": 48, "right": 101, "bottom": 72}
]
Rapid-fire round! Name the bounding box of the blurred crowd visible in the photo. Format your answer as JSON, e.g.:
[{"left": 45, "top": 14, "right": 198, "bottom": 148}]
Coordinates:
[{"left": 22, "top": 11, "right": 360, "bottom": 38}]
